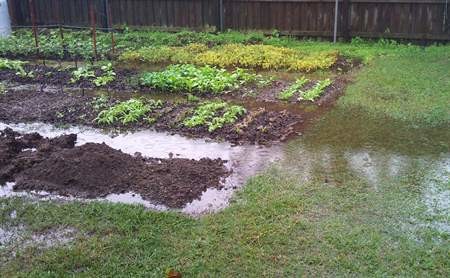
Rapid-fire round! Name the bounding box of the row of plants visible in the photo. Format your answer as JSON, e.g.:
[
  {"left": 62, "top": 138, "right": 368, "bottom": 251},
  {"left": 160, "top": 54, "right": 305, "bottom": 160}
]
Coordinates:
[
  {"left": 120, "top": 43, "right": 339, "bottom": 72},
  {"left": 93, "top": 97, "right": 246, "bottom": 133},
  {"left": 0, "top": 58, "right": 33, "bottom": 78},
  {"left": 95, "top": 98, "right": 162, "bottom": 125},
  {"left": 140, "top": 64, "right": 268, "bottom": 94},
  {"left": 278, "top": 77, "right": 332, "bottom": 101},
  {"left": 0, "top": 29, "right": 294, "bottom": 60},
  {"left": 183, "top": 101, "right": 246, "bottom": 132}
]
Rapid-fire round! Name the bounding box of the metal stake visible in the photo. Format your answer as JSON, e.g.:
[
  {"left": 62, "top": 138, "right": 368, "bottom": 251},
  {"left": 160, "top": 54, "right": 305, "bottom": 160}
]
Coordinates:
[{"left": 333, "top": 0, "right": 339, "bottom": 43}]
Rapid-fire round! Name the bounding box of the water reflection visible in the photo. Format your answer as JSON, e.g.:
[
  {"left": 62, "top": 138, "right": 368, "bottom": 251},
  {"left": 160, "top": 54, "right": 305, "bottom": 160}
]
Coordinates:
[{"left": 281, "top": 108, "right": 449, "bottom": 236}]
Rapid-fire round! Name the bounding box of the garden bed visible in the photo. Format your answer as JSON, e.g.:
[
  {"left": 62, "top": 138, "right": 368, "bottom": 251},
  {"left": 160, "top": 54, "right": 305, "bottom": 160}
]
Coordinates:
[
  {"left": 0, "top": 128, "right": 229, "bottom": 208},
  {"left": 0, "top": 86, "right": 303, "bottom": 144}
]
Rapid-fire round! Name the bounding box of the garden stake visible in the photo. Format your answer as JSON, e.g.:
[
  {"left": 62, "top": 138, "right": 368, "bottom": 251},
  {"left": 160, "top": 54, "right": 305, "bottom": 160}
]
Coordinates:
[
  {"left": 89, "top": 0, "right": 98, "bottom": 62},
  {"left": 28, "top": 0, "right": 39, "bottom": 58}
]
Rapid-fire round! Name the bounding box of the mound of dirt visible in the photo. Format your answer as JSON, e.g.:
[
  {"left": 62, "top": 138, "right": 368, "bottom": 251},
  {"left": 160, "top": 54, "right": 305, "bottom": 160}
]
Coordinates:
[{"left": 0, "top": 129, "right": 229, "bottom": 208}]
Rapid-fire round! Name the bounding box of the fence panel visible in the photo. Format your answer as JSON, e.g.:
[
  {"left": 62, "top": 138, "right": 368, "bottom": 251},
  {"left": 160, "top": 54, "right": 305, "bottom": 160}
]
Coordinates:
[{"left": 7, "top": 0, "right": 450, "bottom": 40}]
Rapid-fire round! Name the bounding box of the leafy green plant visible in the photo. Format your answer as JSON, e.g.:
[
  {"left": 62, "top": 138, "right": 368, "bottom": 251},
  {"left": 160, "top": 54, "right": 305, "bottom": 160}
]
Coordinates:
[
  {"left": 0, "top": 58, "right": 33, "bottom": 78},
  {"left": 183, "top": 101, "right": 246, "bottom": 132},
  {"left": 141, "top": 64, "right": 261, "bottom": 94},
  {"left": 299, "top": 78, "right": 332, "bottom": 101},
  {"left": 96, "top": 98, "right": 162, "bottom": 125},
  {"left": 277, "top": 77, "right": 309, "bottom": 100},
  {"left": 93, "top": 63, "right": 116, "bottom": 87},
  {"left": 70, "top": 65, "right": 95, "bottom": 83}
]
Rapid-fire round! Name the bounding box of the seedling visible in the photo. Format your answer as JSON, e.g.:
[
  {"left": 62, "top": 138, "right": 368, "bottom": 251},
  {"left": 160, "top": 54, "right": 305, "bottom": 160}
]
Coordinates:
[
  {"left": 299, "top": 78, "right": 332, "bottom": 101},
  {"left": 277, "top": 77, "right": 309, "bottom": 100},
  {"left": 183, "top": 101, "right": 246, "bottom": 132}
]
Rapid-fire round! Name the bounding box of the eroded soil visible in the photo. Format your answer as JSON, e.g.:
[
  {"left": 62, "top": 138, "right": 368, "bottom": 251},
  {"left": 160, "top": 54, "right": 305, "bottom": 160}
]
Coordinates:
[{"left": 0, "top": 128, "right": 229, "bottom": 208}]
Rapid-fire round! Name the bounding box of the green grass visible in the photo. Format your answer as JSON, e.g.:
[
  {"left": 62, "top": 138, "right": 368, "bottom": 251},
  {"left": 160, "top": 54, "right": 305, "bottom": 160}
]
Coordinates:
[{"left": 341, "top": 46, "right": 450, "bottom": 126}]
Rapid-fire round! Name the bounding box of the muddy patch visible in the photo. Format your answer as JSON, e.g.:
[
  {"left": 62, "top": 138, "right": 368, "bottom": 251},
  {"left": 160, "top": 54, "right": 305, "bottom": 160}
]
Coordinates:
[
  {"left": 0, "top": 87, "right": 301, "bottom": 144},
  {"left": 0, "top": 122, "right": 284, "bottom": 214},
  {"left": 0, "top": 128, "right": 229, "bottom": 208}
]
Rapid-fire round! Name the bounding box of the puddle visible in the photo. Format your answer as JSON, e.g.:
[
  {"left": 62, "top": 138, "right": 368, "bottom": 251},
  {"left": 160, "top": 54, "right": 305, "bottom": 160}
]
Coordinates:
[
  {"left": 0, "top": 122, "right": 283, "bottom": 215},
  {"left": 281, "top": 107, "right": 450, "bottom": 239}
]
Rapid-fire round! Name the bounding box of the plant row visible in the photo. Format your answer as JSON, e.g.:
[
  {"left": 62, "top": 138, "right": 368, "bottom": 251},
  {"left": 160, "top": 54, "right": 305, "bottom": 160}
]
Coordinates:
[
  {"left": 0, "top": 29, "right": 302, "bottom": 61},
  {"left": 278, "top": 77, "right": 332, "bottom": 101},
  {"left": 120, "top": 43, "right": 339, "bottom": 72},
  {"left": 94, "top": 97, "right": 246, "bottom": 133}
]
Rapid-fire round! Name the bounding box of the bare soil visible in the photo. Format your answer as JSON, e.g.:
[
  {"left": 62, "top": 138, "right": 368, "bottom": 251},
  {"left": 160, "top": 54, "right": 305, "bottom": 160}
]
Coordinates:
[{"left": 0, "top": 128, "right": 229, "bottom": 208}]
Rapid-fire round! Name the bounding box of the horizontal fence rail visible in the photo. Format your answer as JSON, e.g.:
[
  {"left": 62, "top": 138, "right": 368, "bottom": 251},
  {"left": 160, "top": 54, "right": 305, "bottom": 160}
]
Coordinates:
[{"left": 7, "top": 0, "right": 450, "bottom": 41}]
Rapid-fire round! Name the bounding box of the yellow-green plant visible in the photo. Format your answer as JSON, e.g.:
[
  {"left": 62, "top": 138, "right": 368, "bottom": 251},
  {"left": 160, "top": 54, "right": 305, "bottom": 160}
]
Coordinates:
[{"left": 120, "top": 43, "right": 338, "bottom": 72}]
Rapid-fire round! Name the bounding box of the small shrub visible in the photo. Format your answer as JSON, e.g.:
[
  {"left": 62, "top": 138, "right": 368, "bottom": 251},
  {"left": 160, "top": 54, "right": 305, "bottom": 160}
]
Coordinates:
[
  {"left": 183, "top": 101, "right": 246, "bottom": 132},
  {"left": 96, "top": 98, "right": 162, "bottom": 125},
  {"left": 299, "top": 78, "right": 332, "bottom": 101},
  {"left": 277, "top": 77, "right": 309, "bottom": 100}
]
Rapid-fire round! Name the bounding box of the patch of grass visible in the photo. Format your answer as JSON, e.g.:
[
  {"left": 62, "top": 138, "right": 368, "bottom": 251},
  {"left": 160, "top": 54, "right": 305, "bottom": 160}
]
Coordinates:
[
  {"left": 278, "top": 77, "right": 309, "bottom": 100},
  {"left": 95, "top": 98, "right": 162, "bottom": 125},
  {"left": 340, "top": 47, "right": 450, "bottom": 126},
  {"left": 140, "top": 64, "right": 260, "bottom": 94},
  {"left": 183, "top": 101, "right": 246, "bottom": 132},
  {"left": 299, "top": 78, "right": 332, "bottom": 101}
]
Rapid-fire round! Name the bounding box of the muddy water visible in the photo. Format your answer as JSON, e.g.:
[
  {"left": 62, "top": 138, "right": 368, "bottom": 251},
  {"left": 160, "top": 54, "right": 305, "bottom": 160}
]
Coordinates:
[
  {"left": 0, "top": 122, "right": 283, "bottom": 215},
  {"left": 281, "top": 107, "right": 449, "bottom": 236}
]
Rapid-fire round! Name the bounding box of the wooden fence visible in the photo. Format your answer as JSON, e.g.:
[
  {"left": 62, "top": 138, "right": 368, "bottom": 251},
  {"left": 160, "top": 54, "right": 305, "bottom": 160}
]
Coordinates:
[{"left": 7, "top": 0, "right": 450, "bottom": 41}]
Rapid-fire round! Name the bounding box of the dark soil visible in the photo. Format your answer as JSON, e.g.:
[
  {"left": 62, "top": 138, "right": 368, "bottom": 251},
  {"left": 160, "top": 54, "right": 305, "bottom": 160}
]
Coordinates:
[
  {"left": 0, "top": 87, "right": 301, "bottom": 144},
  {"left": 0, "top": 128, "right": 229, "bottom": 208},
  {"left": 0, "top": 64, "right": 138, "bottom": 91}
]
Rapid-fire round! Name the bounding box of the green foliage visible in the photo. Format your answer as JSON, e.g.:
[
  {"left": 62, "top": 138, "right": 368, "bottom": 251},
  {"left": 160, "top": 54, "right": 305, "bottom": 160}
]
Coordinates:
[
  {"left": 93, "top": 63, "right": 116, "bottom": 87},
  {"left": 91, "top": 95, "right": 110, "bottom": 111},
  {"left": 95, "top": 98, "right": 162, "bottom": 125},
  {"left": 121, "top": 43, "right": 338, "bottom": 72},
  {"left": 70, "top": 63, "right": 116, "bottom": 86},
  {"left": 183, "top": 101, "right": 246, "bottom": 132},
  {"left": 299, "top": 78, "right": 332, "bottom": 101},
  {"left": 141, "top": 64, "right": 260, "bottom": 94},
  {"left": 70, "top": 66, "right": 95, "bottom": 83},
  {"left": 277, "top": 77, "right": 309, "bottom": 100},
  {"left": 0, "top": 58, "right": 33, "bottom": 78}
]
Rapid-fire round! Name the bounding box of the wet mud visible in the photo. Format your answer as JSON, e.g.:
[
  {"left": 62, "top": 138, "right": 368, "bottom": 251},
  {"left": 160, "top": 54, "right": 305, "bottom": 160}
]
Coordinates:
[
  {"left": 0, "top": 87, "right": 301, "bottom": 144},
  {"left": 0, "top": 128, "right": 229, "bottom": 208}
]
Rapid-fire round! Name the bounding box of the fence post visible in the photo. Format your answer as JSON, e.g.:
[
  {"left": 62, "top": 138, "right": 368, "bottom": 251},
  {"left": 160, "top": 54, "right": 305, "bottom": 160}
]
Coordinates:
[
  {"left": 333, "top": 0, "right": 339, "bottom": 43},
  {"left": 218, "top": 0, "right": 224, "bottom": 32}
]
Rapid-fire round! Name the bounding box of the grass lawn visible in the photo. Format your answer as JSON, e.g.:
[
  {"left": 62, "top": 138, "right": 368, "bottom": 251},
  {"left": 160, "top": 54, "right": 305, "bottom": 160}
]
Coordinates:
[{"left": 1, "top": 39, "right": 449, "bottom": 277}]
